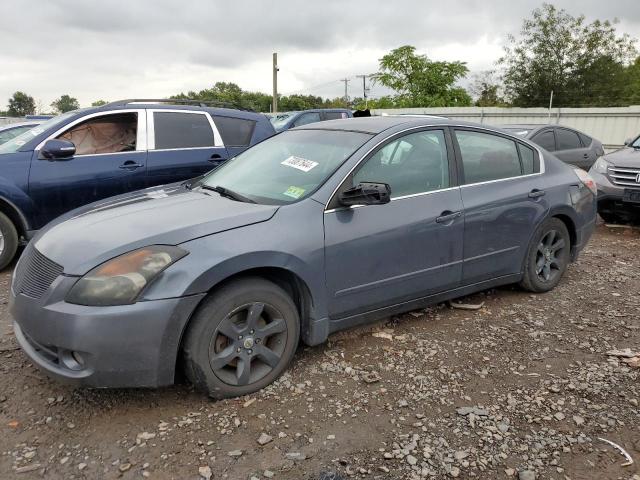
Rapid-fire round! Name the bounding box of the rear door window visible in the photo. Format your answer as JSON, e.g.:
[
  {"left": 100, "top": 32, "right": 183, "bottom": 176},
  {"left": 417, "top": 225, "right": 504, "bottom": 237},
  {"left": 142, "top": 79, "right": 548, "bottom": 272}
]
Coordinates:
[
  {"left": 212, "top": 116, "right": 256, "bottom": 146},
  {"left": 323, "top": 111, "right": 347, "bottom": 120},
  {"left": 578, "top": 132, "right": 592, "bottom": 147},
  {"left": 292, "top": 112, "right": 321, "bottom": 127},
  {"left": 153, "top": 112, "right": 214, "bottom": 149},
  {"left": 555, "top": 128, "right": 581, "bottom": 151},
  {"left": 531, "top": 130, "right": 556, "bottom": 151},
  {"left": 455, "top": 130, "right": 522, "bottom": 184}
]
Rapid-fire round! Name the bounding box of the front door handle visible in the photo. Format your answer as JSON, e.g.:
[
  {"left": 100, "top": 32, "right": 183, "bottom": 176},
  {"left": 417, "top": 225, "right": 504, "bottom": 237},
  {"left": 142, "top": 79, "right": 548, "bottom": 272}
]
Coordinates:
[
  {"left": 528, "top": 189, "right": 546, "bottom": 199},
  {"left": 208, "top": 153, "right": 226, "bottom": 165},
  {"left": 119, "top": 161, "right": 143, "bottom": 170},
  {"left": 436, "top": 210, "right": 462, "bottom": 224}
]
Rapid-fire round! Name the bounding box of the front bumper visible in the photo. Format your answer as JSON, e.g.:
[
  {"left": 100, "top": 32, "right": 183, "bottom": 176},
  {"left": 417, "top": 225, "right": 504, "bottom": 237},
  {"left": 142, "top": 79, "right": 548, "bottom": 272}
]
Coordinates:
[
  {"left": 591, "top": 170, "right": 640, "bottom": 212},
  {"left": 10, "top": 283, "right": 205, "bottom": 388}
]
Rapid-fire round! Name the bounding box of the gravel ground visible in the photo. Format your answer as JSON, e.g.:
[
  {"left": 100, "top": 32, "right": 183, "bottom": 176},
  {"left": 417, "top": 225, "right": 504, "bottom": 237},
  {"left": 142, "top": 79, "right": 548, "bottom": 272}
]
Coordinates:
[{"left": 0, "top": 224, "right": 639, "bottom": 480}]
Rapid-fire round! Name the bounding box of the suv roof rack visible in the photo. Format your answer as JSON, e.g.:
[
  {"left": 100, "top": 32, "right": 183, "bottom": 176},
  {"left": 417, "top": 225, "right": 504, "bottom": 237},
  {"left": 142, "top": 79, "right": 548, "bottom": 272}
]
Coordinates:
[{"left": 101, "top": 98, "right": 254, "bottom": 112}]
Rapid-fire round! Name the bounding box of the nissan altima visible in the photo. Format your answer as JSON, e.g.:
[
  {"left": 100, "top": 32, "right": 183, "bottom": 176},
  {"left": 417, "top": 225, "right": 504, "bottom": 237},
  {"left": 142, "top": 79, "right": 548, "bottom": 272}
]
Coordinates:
[{"left": 10, "top": 116, "right": 597, "bottom": 398}]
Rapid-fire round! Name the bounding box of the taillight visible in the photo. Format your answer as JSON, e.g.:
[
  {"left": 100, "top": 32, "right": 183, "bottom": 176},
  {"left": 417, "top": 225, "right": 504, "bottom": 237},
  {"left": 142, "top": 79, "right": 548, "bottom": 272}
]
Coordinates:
[{"left": 573, "top": 168, "right": 597, "bottom": 196}]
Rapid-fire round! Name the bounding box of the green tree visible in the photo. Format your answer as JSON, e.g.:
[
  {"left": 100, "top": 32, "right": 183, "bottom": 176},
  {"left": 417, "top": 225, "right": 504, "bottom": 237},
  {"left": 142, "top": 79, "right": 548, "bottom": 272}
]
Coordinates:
[
  {"left": 499, "top": 3, "right": 637, "bottom": 107},
  {"left": 371, "top": 45, "right": 472, "bottom": 107},
  {"left": 7, "top": 91, "right": 36, "bottom": 116},
  {"left": 51, "top": 95, "right": 80, "bottom": 113},
  {"left": 91, "top": 100, "right": 108, "bottom": 107},
  {"left": 173, "top": 82, "right": 272, "bottom": 111},
  {"left": 469, "top": 71, "right": 507, "bottom": 107}
]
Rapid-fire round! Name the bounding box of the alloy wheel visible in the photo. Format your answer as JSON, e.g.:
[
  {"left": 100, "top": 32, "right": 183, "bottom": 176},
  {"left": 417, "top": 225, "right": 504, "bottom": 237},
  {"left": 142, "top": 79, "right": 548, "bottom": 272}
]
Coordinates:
[
  {"left": 535, "top": 229, "right": 565, "bottom": 282},
  {"left": 208, "top": 302, "right": 288, "bottom": 386}
]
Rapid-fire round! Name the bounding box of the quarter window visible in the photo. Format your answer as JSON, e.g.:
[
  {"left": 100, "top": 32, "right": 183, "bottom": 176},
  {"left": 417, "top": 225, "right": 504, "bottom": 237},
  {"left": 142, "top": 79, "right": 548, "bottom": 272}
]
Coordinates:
[
  {"left": 153, "top": 112, "right": 214, "bottom": 150},
  {"left": 354, "top": 130, "right": 450, "bottom": 198},
  {"left": 57, "top": 113, "right": 137, "bottom": 156},
  {"left": 212, "top": 116, "right": 255, "bottom": 147},
  {"left": 555, "top": 128, "right": 581, "bottom": 150},
  {"left": 531, "top": 130, "right": 556, "bottom": 151},
  {"left": 518, "top": 144, "right": 536, "bottom": 175},
  {"left": 455, "top": 130, "right": 522, "bottom": 184}
]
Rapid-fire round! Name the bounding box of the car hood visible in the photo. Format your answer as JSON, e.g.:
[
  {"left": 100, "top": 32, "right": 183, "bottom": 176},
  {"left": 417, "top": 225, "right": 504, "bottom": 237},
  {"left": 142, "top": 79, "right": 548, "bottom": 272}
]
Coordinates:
[
  {"left": 604, "top": 147, "right": 640, "bottom": 168},
  {"left": 33, "top": 185, "right": 279, "bottom": 275}
]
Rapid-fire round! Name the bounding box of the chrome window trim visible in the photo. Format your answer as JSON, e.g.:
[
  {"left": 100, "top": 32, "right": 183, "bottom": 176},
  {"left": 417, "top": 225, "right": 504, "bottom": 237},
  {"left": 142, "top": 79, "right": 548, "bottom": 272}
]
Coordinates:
[
  {"left": 324, "top": 123, "right": 546, "bottom": 211},
  {"left": 35, "top": 109, "right": 147, "bottom": 153},
  {"left": 146, "top": 109, "right": 224, "bottom": 150},
  {"left": 324, "top": 186, "right": 460, "bottom": 214}
]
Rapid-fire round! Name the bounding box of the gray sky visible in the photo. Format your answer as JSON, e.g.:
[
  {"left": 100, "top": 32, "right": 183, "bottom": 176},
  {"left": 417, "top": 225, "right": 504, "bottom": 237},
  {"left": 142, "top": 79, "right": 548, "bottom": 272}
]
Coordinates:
[{"left": 2, "top": 0, "right": 639, "bottom": 110}]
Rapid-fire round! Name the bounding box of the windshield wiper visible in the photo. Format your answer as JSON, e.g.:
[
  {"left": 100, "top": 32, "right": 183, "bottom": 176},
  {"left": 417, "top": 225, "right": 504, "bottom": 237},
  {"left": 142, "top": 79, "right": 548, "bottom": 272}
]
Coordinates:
[{"left": 200, "top": 185, "right": 256, "bottom": 203}]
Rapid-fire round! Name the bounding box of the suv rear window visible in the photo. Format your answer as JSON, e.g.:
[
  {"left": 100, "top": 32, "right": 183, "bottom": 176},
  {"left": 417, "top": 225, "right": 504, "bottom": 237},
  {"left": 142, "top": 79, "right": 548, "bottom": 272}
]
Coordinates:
[
  {"left": 153, "top": 112, "right": 214, "bottom": 149},
  {"left": 213, "top": 116, "right": 256, "bottom": 147}
]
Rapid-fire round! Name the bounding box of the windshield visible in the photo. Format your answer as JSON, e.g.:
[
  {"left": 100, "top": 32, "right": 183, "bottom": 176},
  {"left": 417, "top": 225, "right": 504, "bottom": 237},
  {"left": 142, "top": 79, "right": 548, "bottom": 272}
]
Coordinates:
[
  {"left": 0, "top": 112, "right": 77, "bottom": 154},
  {"left": 269, "top": 112, "right": 297, "bottom": 131},
  {"left": 197, "top": 129, "right": 372, "bottom": 204},
  {"left": 501, "top": 127, "right": 530, "bottom": 136}
]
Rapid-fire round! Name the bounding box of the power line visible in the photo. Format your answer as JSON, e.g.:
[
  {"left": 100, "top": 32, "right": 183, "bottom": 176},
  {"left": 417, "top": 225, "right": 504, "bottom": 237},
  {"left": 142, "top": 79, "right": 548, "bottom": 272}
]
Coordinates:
[{"left": 340, "top": 78, "right": 350, "bottom": 103}]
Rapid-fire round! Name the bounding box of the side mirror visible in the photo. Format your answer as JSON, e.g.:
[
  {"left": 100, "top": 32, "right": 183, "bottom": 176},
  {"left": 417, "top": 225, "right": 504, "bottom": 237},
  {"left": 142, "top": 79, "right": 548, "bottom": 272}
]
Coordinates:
[
  {"left": 40, "top": 139, "right": 76, "bottom": 160},
  {"left": 624, "top": 137, "right": 633, "bottom": 146},
  {"left": 339, "top": 182, "right": 391, "bottom": 207}
]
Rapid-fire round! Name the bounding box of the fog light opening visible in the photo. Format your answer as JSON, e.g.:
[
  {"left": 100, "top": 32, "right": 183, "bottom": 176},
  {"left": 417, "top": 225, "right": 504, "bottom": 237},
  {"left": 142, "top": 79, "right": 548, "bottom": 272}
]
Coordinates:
[{"left": 60, "top": 350, "right": 86, "bottom": 371}]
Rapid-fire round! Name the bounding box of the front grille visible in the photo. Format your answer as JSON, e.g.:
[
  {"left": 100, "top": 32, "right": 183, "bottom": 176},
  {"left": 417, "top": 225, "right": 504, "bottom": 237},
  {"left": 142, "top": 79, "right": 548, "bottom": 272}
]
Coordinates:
[
  {"left": 608, "top": 166, "right": 640, "bottom": 188},
  {"left": 14, "top": 246, "right": 63, "bottom": 299}
]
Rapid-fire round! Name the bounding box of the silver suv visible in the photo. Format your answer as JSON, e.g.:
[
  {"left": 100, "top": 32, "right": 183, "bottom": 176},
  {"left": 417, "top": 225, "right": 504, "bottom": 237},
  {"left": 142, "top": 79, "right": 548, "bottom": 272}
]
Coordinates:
[{"left": 589, "top": 135, "right": 640, "bottom": 223}]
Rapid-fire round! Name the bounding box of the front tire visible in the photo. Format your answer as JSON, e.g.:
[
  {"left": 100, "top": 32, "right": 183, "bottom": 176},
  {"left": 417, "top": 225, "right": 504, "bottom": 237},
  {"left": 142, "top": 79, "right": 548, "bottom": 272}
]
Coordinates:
[
  {"left": 182, "top": 277, "right": 300, "bottom": 399},
  {"left": 520, "top": 218, "right": 571, "bottom": 293},
  {"left": 0, "top": 212, "right": 18, "bottom": 271}
]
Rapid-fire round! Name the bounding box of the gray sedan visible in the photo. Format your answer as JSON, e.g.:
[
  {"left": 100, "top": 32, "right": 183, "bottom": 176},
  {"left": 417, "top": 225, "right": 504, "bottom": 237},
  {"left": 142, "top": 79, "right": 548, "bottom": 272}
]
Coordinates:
[
  {"left": 498, "top": 124, "right": 604, "bottom": 170},
  {"left": 10, "top": 117, "right": 597, "bottom": 398}
]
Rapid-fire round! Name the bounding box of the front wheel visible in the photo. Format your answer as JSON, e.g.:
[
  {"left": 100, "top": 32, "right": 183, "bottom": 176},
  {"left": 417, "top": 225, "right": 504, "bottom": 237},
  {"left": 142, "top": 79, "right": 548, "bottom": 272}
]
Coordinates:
[
  {"left": 182, "top": 277, "right": 300, "bottom": 399},
  {"left": 520, "top": 218, "right": 571, "bottom": 293}
]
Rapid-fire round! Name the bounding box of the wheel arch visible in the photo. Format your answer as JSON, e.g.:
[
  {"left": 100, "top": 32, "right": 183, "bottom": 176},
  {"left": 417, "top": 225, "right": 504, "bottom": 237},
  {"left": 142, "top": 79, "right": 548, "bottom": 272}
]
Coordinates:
[
  {"left": 174, "top": 264, "right": 319, "bottom": 381},
  {"left": 0, "top": 196, "right": 30, "bottom": 239}
]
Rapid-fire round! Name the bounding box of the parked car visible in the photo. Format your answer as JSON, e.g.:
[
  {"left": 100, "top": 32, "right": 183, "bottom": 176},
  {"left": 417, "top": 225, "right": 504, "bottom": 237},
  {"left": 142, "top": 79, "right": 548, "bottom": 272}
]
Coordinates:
[
  {"left": 269, "top": 108, "right": 352, "bottom": 131},
  {"left": 0, "top": 99, "right": 275, "bottom": 269},
  {"left": 0, "top": 121, "right": 41, "bottom": 145},
  {"left": 589, "top": 134, "right": 640, "bottom": 223},
  {"left": 498, "top": 124, "right": 604, "bottom": 170},
  {"left": 10, "top": 117, "right": 597, "bottom": 398}
]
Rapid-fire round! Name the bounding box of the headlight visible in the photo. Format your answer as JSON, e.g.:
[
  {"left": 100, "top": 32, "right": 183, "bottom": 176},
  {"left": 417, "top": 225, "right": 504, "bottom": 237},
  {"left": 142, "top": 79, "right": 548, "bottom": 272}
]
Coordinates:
[
  {"left": 66, "top": 246, "right": 188, "bottom": 306},
  {"left": 591, "top": 157, "right": 611, "bottom": 174}
]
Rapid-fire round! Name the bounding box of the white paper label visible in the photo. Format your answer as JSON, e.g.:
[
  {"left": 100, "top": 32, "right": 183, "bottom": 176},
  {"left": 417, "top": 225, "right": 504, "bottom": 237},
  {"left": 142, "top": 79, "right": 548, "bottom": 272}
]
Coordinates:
[{"left": 281, "top": 156, "right": 318, "bottom": 172}]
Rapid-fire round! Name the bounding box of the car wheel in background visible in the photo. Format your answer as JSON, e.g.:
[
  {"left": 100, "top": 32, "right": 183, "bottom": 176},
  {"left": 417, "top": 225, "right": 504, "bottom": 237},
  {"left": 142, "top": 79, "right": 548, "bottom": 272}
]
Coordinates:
[
  {"left": 0, "top": 212, "right": 18, "bottom": 270},
  {"left": 520, "top": 218, "right": 571, "bottom": 293},
  {"left": 598, "top": 211, "right": 621, "bottom": 224},
  {"left": 182, "top": 277, "right": 300, "bottom": 399}
]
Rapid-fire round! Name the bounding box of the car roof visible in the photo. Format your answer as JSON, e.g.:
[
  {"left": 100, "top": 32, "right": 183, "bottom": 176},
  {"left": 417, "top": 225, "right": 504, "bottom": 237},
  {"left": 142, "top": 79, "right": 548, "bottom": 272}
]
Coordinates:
[{"left": 294, "top": 116, "right": 483, "bottom": 134}]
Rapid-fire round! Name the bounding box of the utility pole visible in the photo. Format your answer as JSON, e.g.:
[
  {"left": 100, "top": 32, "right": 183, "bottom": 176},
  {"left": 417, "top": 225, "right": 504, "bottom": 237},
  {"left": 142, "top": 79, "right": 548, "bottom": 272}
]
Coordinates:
[
  {"left": 548, "top": 90, "right": 554, "bottom": 122},
  {"left": 340, "top": 78, "right": 350, "bottom": 105},
  {"left": 356, "top": 75, "right": 368, "bottom": 108},
  {"left": 272, "top": 52, "right": 278, "bottom": 114}
]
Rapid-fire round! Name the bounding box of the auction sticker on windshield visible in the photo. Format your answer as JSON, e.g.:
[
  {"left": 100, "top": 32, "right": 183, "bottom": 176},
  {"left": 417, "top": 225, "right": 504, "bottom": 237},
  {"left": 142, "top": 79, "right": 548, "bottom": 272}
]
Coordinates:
[
  {"left": 281, "top": 156, "right": 318, "bottom": 172},
  {"left": 283, "top": 186, "right": 306, "bottom": 199}
]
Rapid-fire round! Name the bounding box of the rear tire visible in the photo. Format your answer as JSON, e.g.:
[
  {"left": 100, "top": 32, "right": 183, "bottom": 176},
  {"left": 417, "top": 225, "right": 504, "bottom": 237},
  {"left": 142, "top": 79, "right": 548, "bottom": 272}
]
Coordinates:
[
  {"left": 0, "top": 212, "right": 18, "bottom": 271},
  {"left": 182, "top": 277, "right": 299, "bottom": 399},
  {"left": 520, "top": 218, "right": 571, "bottom": 293}
]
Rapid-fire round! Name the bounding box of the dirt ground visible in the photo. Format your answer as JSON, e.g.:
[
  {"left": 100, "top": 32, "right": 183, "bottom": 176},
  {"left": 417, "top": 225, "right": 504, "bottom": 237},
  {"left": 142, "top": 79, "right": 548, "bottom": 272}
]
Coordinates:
[{"left": 0, "top": 224, "right": 638, "bottom": 480}]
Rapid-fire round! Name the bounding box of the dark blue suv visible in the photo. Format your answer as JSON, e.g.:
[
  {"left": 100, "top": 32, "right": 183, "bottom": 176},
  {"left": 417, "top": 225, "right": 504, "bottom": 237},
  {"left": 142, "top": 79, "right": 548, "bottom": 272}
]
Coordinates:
[{"left": 0, "top": 100, "right": 275, "bottom": 268}]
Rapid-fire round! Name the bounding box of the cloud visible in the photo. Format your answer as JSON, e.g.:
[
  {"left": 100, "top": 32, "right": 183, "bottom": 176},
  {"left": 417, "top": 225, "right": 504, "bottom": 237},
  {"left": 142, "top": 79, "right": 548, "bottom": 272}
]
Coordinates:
[{"left": 1, "top": 0, "right": 639, "bottom": 109}]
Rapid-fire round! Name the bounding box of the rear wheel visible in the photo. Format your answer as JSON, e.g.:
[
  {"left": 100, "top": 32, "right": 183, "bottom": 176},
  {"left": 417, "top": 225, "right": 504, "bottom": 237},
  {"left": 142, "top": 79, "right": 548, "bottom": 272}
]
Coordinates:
[
  {"left": 0, "top": 212, "right": 18, "bottom": 271},
  {"left": 182, "top": 277, "right": 299, "bottom": 399},
  {"left": 520, "top": 218, "right": 570, "bottom": 293}
]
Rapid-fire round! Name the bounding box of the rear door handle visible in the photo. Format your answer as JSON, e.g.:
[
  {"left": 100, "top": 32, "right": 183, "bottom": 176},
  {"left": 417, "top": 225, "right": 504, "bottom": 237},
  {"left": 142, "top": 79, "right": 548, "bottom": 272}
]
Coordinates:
[
  {"left": 208, "top": 153, "right": 227, "bottom": 165},
  {"left": 583, "top": 153, "right": 589, "bottom": 159},
  {"left": 436, "top": 210, "right": 462, "bottom": 224},
  {"left": 119, "top": 161, "right": 143, "bottom": 170},
  {"left": 528, "top": 189, "right": 546, "bottom": 199}
]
